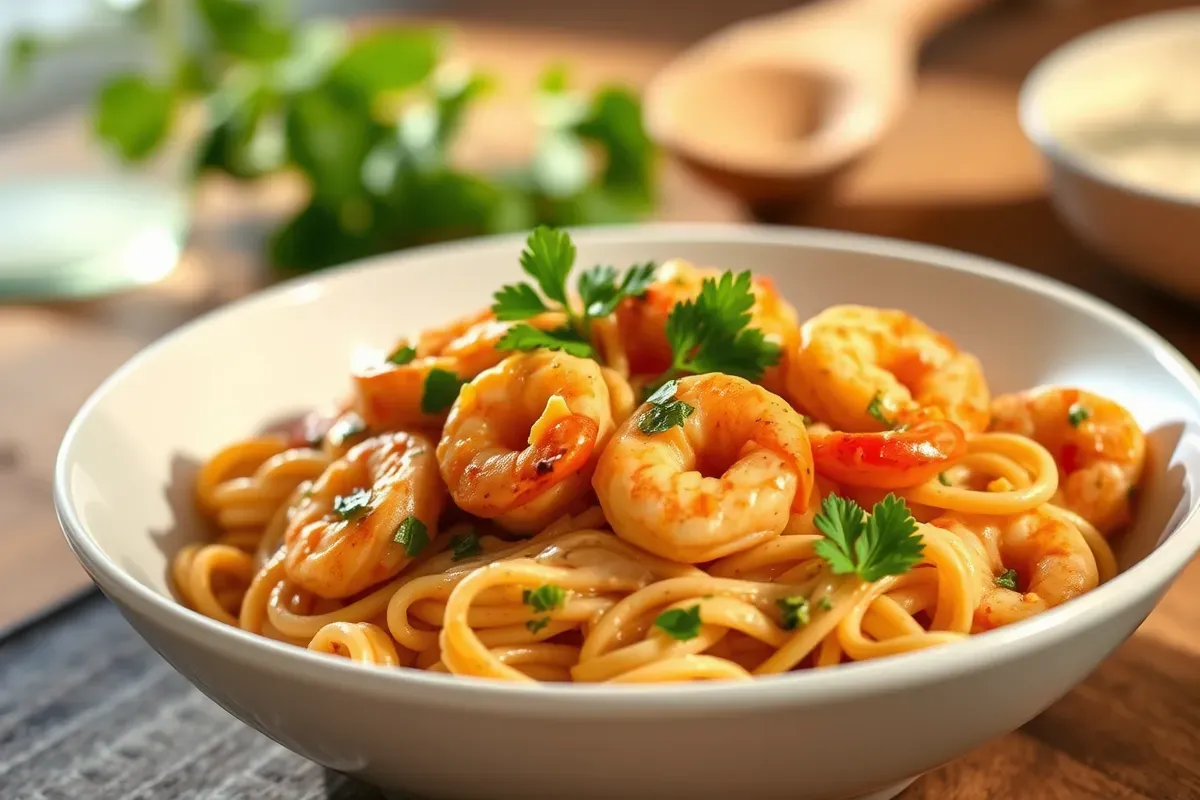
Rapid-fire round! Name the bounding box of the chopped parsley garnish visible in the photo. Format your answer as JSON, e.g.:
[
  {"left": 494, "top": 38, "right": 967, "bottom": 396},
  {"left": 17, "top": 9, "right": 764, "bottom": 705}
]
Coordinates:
[
  {"left": 777, "top": 596, "right": 810, "bottom": 630},
  {"left": 994, "top": 568, "right": 1019, "bottom": 590},
  {"left": 526, "top": 617, "right": 551, "bottom": 634},
  {"left": 866, "top": 391, "right": 896, "bottom": 429},
  {"left": 659, "top": 270, "right": 780, "bottom": 383},
  {"left": 386, "top": 344, "right": 416, "bottom": 365},
  {"left": 328, "top": 414, "right": 367, "bottom": 447},
  {"left": 1067, "top": 403, "right": 1089, "bottom": 427},
  {"left": 654, "top": 605, "right": 703, "bottom": 641},
  {"left": 421, "top": 367, "right": 465, "bottom": 414},
  {"left": 523, "top": 584, "right": 566, "bottom": 613},
  {"left": 636, "top": 379, "right": 695, "bottom": 435},
  {"left": 393, "top": 516, "right": 429, "bottom": 556},
  {"left": 450, "top": 531, "right": 482, "bottom": 561},
  {"left": 817, "top": 596, "right": 834, "bottom": 611},
  {"left": 333, "top": 488, "right": 372, "bottom": 520},
  {"left": 812, "top": 493, "right": 924, "bottom": 582},
  {"left": 492, "top": 227, "right": 655, "bottom": 360},
  {"left": 938, "top": 472, "right": 952, "bottom": 487}
]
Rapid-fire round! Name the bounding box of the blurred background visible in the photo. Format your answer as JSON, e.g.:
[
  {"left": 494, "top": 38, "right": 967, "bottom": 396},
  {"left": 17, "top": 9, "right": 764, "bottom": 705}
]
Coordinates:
[{"left": 2, "top": 0, "right": 1198, "bottom": 631}]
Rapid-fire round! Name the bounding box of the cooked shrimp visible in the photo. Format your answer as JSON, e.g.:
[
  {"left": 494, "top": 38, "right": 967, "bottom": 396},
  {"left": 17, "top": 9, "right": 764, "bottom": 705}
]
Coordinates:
[
  {"left": 810, "top": 418, "right": 968, "bottom": 490},
  {"left": 930, "top": 509, "right": 1098, "bottom": 630},
  {"left": 989, "top": 387, "right": 1146, "bottom": 535},
  {"left": 593, "top": 374, "right": 814, "bottom": 563},
  {"left": 353, "top": 310, "right": 566, "bottom": 430},
  {"left": 437, "top": 350, "right": 618, "bottom": 533},
  {"left": 786, "top": 305, "right": 990, "bottom": 433},
  {"left": 614, "top": 260, "right": 800, "bottom": 390},
  {"left": 285, "top": 432, "right": 446, "bottom": 599}
]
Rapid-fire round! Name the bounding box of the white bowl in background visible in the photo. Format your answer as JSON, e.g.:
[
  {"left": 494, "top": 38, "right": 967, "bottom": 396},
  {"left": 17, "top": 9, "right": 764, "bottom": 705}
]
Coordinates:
[
  {"left": 1020, "top": 9, "right": 1200, "bottom": 301},
  {"left": 55, "top": 225, "right": 1200, "bottom": 800}
]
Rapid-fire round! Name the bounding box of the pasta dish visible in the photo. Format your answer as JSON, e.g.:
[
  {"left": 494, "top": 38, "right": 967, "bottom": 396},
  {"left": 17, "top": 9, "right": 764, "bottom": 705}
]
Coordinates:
[{"left": 174, "top": 227, "right": 1147, "bottom": 683}]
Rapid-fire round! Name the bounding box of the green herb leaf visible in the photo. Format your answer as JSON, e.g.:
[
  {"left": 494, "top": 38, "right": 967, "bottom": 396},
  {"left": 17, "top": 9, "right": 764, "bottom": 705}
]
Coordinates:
[
  {"left": 523, "top": 584, "right": 567, "bottom": 613},
  {"left": 197, "top": 0, "right": 292, "bottom": 62},
  {"left": 654, "top": 605, "right": 703, "bottom": 641},
  {"left": 813, "top": 493, "right": 924, "bottom": 582},
  {"left": 526, "top": 617, "right": 551, "bottom": 634},
  {"left": 496, "top": 323, "right": 594, "bottom": 358},
  {"left": 578, "top": 262, "right": 656, "bottom": 318},
  {"left": 938, "top": 472, "right": 952, "bottom": 487},
  {"left": 333, "top": 487, "right": 372, "bottom": 520},
  {"left": 817, "top": 596, "right": 834, "bottom": 611},
  {"left": 394, "top": 516, "right": 429, "bottom": 556},
  {"left": 637, "top": 379, "right": 696, "bottom": 435},
  {"left": 663, "top": 271, "right": 780, "bottom": 382},
  {"left": 492, "top": 282, "right": 550, "bottom": 321},
  {"left": 866, "top": 391, "right": 896, "bottom": 429},
  {"left": 328, "top": 413, "right": 367, "bottom": 446},
  {"left": 1068, "top": 403, "right": 1089, "bottom": 427},
  {"left": 777, "top": 596, "right": 810, "bottom": 631},
  {"left": 330, "top": 29, "right": 441, "bottom": 99},
  {"left": 994, "top": 568, "right": 1019, "bottom": 590},
  {"left": 285, "top": 83, "right": 380, "bottom": 201},
  {"left": 93, "top": 74, "right": 174, "bottom": 162},
  {"left": 421, "top": 367, "right": 465, "bottom": 414},
  {"left": 519, "top": 226, "right": 575, "bottom": 306},
  {"left": 387, "top": 344, "right": 416, "bottom": 365},
  {"left": 450, "top": 531, "right": 482, "bottom": 561}
]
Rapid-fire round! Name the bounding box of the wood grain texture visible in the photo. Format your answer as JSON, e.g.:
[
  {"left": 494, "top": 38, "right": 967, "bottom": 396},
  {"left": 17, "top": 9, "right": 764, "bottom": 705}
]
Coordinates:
[{"left": 3, "top": 1, "right": 1199, "bottom": 797}]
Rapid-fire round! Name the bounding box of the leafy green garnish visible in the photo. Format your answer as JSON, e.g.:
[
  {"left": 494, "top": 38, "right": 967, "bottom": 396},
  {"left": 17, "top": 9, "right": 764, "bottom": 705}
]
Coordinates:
[
  {"left": 578, "top": 262, "right": 656, "bottom": 318},
  {"left": 654, "top": 605, "right": 703, "bottom": 641},
  {"left": 817, "top": 596, "right": 834, "bottom": 611},
  {"left": 450, "top": 531, "right": 482, "bottom": 561},
  {"left": 994, "top": 569, "right": 1019, "bottom": 590},
  {"left": 421, "top": 367, "right": 465, "bottom": 414},
  {"left": 938, "top": 472, "right": 952, "bottom": 487},
  {"left": 496, "top": 324, "right": 594, "bottom": 358},
  {"left": 333, "top": 488, "right": 372, "bottom": 520},
  {"left": 636, "top": 379, "right": 695, "bottom": 435},
  {"left": 812, "top": 494, "right": 924, "bottom": 582},
  {"left": 327, "top": 413, "right": 367, "bottom": 447},
  {"left": 387, "top": 344, "right": 416, "bottom": 365},
  {"left": 659, "top": 271, "right": 780, "bottom": 384},
  {"left": 1068, "top": 403, "right": 1089, "bottom": 427},
  {"left": 866, "top": 391, "right": 896, "bottom": 429},
  {"left": 492, "top": 283, "right": 549, "bottom": 321},
  {"left": 393, "top": 516, "right": 429, "bottom": 556},
  {"left": 523, "top": 584, "right": 567, "bottom": 613},
  {"left": 777, "top": 596, "right": 810, "bottom": 631},
  {"left": 526, "top": 617, "right": 551, "bottom": 634}
]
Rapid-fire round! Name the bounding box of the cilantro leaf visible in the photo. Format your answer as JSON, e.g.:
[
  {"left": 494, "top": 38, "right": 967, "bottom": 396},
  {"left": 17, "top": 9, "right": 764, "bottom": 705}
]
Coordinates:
[
  {"left": 523, "top": 584, "right": 566, "bottom": 613},
  {"left": 663, "top": 270, "right": 780, "bottom": 383},
  {"left": 777, "top": 596, "right": 810, "bottom": 630},
  {"left": 654, "top": 605, "right": 702, "bottom": 641},
  {"left": 387, "top": 344, "right": 416, "bottom": 365},
  {"left": 393, "top": 516, "right": 429, "bottom": 556},
  {"left": 520, "top": 226, "right": 575, "bottom": 305},
  {"left": 577, "top": 262, "right": 656, "bottom": 318},
  {"left": 526, "top": 617, "right": 551, "bottom": 634},
  {"left": 637, "top": 379, "right": 695, "bottom": 435},
  {"left": 492, "top": 282, "right": 550, "bottom": 321},
  {"left": 994, "top": 568, "right": 1019, "bottom": 590},
  {"left": 496, "top": 323, "right": 594, "bottom": 358},
  {"left": 813, "top": 493, "right": 924, "bottom": 582},
  {"left": 421, "top": 367, "right": 465, "bottom": 414},
  {"left": 333, "top": 488, "right": 372, "bottom": 520},
  {"left": 450, "top": 531, "right": 482, "bottom": 561},
  {"left": 1067, "top": 403, "right": 1089, "bottom": 427},
  {"left": 866, "top": 391, "right": 896, "bottom": 429}
]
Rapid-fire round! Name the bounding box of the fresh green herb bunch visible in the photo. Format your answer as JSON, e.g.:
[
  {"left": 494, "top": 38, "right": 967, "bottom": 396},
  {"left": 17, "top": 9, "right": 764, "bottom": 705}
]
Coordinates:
[{"left": 9, "top": 1, "right": 656, "bottom": 273}]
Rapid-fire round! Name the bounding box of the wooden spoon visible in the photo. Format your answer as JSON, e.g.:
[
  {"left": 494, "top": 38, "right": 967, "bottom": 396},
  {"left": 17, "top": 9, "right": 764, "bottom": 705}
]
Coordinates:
[{"left": 645, "top": 0, "right": 990, "bottom": 207}]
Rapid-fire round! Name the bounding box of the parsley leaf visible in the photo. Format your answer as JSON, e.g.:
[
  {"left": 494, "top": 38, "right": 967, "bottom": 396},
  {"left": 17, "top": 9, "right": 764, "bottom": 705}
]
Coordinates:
[
  {"left": 817, "top": 596, "right": 833, "bottom": 611},
  {"left": 654, "top": 605, "right": 703, "bottom": 641},
  {"left": 1067, "top": 403, "right": 1089, "bottom": 427},
  {"left": 636, "top": 379, "right": 695, "bottom": 435},
  {"left": 519, "top": 226, "right": 575, "bottom": 305},
  {"left": 523, "top": 584, "right": 567, "bottom": 613},
  {"left": 777, "top": 596, "right": 810, "bottom": 630},
  {"left": 577, "top": 261, "right": 656, "bottom": 318},
  {"left": 496, "top": 323, "right": 594, "bottom": 358},
  {"left": 333, "top": 488, "right": 372, "bottom": 520},
  {"left": 393, "top": 516, "right": 429, "bottom": 556},
  {"left": 421, "top": 367, "right": 465, "bottom": 414},
  {"left": 450, "top": 531, "right": 482, "bottom": 561},
  {"left": 387, "top": 344, "right": 416, "bottom": 365},
  {"left": 994, "top": 568, "right": 1019, "bottom": 590},
  {"left": 866, "top": 391, "right": 896, "bottom": 429},
  {"left": 812, "top": 493, "right": 924, "bottom": 582},
  {"left": 492, "top": 282, "right": 550, "bottom": 321},
  {"left": 526, "top": 617, "right": 551, "bottom": 634},
  {"left": 662, "top": 271, "right": 780, "bottom": 382}
]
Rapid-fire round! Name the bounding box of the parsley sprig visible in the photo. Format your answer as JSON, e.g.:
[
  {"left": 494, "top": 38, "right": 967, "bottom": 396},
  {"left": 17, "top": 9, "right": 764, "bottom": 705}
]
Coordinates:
[
  {"left": 493, "top": 227, "right": 655, "bottom": 360},
  {"left": 636, "top": 379, "right": 695, "bottom": 435},
  {"left": 812, "top": 494, "right": 924, "bottom": 582}
]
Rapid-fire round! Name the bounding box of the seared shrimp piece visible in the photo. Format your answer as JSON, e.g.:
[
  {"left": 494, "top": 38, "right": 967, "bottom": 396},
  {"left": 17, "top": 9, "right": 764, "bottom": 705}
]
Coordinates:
[
  {"left": 989, "top": 387, "right": 1146, "bottom": 536},
  {"left": 930, "top": 509, "right": 1099, "bottom": 630},
  {"left": 786, "top": 305, "right": 989, "bottom": 433},
  {"left": 437, "top": 350, "right": 617, "bottom": 533},
  {"left": 810, "top": 417, "right": 968, "bottom": 490},
  {"left": 593, "top": 374, "right": 814, "bottom": 563},
  {"left": 285, "top": 432, "right": 446, "bottom": 599},
  {"left": 353, "top": 309, "right": 566, "bottom": 430},
  {"left": 614, "top": 260, "right": 800, "bottom": 390}
]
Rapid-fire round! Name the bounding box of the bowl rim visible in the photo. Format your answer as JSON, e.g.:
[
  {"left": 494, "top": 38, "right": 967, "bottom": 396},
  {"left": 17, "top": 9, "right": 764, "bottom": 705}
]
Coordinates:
[
  {"left": 1018, "top": 6, "right": 1200, "bottom": 210},
  {"left": 54, "top": 222, "right": 1200, "bottom": 716}
]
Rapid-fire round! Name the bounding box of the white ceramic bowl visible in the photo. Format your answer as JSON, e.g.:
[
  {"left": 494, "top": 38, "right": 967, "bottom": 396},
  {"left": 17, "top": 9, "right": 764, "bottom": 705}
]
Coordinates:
[
  {"left": 55, "top": 225, "right": 1200, "bottom": 800},
  {"left": 1020, "top": 9, "right": 1200, "bottom": 302}
]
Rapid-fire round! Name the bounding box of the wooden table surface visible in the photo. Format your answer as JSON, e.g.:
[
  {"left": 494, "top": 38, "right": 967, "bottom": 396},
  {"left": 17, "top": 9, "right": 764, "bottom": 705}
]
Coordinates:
[{"left": 3, "top": 0, "right": 1199, "bottom": 797}]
